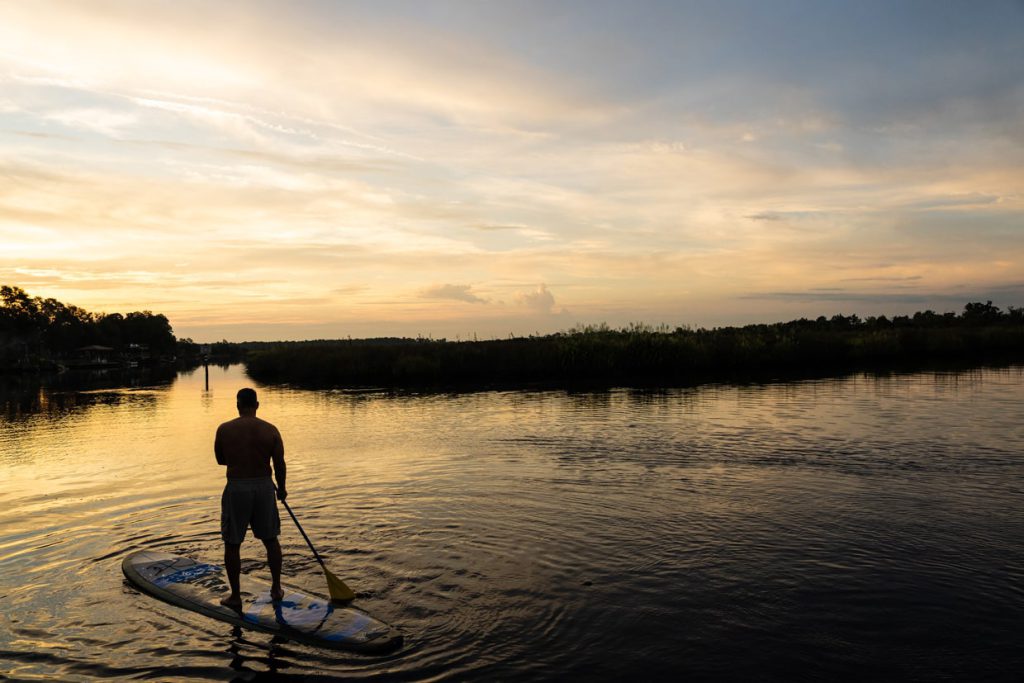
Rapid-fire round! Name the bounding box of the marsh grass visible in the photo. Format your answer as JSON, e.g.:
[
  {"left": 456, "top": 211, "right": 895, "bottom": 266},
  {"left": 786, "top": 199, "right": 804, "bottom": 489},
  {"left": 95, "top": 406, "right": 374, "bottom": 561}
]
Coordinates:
[{"left": 244, "top": 304, "right": 1024, "bottom": 389}]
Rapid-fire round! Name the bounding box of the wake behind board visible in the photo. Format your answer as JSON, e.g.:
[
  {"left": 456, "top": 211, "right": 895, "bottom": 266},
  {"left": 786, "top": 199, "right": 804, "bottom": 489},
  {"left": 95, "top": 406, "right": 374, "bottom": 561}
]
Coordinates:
[{"left": 122, "top": 550, "right": 402, "bottom": 654}]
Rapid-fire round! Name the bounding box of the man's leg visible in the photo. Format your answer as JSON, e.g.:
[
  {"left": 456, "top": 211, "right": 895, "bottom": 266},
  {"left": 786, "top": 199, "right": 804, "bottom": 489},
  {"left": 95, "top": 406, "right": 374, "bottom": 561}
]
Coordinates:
[
  {"left": 262, "top": 537, "right": 284, "bottom": 601},
  {"left": 220, "top": 543, "right": 242, "bottom": 609}
]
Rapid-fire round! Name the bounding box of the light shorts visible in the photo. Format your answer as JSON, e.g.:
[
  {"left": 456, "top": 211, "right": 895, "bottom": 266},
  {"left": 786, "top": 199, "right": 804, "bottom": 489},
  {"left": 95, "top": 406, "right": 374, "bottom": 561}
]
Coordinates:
[{"left": 221, "top": 477, "right": 281, "bottom": 544}]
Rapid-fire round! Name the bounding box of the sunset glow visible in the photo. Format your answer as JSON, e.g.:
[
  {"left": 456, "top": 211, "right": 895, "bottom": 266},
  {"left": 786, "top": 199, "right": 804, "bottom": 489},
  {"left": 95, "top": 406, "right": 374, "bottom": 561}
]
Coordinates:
[{"left": 2, "top": 1, "right": 1022, "bottom": 341}]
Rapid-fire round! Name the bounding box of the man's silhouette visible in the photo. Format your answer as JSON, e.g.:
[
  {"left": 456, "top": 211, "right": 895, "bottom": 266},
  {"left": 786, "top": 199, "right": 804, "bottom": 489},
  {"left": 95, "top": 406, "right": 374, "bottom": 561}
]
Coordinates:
[{"left": 215, "top": 387, "right": 287, "bottom": 609}]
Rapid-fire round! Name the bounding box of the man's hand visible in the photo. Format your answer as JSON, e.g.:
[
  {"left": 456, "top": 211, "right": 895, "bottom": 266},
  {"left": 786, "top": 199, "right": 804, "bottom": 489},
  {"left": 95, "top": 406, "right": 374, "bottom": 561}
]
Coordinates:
[{"left": 277, "top": 488, "right": 288, "bottom": 501}]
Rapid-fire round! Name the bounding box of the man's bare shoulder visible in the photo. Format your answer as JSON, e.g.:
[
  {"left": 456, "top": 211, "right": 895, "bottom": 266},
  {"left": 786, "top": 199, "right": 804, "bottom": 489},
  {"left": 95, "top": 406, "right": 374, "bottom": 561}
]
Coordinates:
[
  {"left": 216, "top": 416, "right": 280, "bottom": 439},
  {"left": 217, "top": 417, "right": 244, "bottom": 431},
  {"left": 255, "top": 417, "right": 282, "bottom": 436},
  {"left": 240, "top": 416, "right": 281, "bottom": 435}
]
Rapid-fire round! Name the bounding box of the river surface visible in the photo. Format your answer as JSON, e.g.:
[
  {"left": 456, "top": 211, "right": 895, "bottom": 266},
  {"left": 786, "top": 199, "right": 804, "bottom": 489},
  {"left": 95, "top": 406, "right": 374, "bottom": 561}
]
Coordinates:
[{"left": 1, "top": 364, "right": 1023, "bottom": 681}]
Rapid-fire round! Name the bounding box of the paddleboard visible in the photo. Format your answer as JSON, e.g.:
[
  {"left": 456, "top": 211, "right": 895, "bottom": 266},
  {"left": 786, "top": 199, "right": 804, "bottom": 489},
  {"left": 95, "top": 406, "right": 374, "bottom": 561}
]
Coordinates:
[{"left": 122, "top": 550, "right": 402, "bottom": 654}]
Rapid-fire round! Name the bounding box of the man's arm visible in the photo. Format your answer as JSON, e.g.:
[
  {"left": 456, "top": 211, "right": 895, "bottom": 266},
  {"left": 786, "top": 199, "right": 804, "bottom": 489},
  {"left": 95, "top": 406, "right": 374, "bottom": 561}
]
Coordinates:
[
  {"left": 214, "top": 425, "right": 225, "bottom": 466},
  {"left": 271, "top": 428, "right": 287, "bottom": 500}
]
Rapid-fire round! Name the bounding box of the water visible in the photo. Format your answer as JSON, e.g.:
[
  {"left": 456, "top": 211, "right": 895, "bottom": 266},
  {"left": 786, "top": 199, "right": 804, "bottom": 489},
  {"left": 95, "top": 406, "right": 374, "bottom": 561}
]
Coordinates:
[{"left": 1, "top": 364, "right": 1023, "bottom": 681}]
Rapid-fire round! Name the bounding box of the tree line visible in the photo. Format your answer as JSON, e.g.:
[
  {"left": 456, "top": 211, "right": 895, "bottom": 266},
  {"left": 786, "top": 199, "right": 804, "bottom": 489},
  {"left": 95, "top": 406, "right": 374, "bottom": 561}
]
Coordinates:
[
  {"left": 6, "top": 284, "right": 1022, "bottom": 386},
  {"left": 1, "top": 285, "right": 177, "bottom": 368}
]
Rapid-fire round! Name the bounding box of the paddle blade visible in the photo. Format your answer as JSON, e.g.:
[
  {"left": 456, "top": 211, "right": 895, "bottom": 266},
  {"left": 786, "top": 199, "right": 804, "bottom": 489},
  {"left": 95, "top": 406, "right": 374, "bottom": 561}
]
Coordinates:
[{"left": 324, "top": 567, "right": 356, "bottom": 602}]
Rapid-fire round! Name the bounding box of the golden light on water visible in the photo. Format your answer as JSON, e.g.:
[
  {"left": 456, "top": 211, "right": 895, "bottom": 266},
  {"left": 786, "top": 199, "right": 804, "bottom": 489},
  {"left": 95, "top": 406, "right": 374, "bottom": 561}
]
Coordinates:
[{"left": 3, "top": 363, "right": 1024, "bottom": 677}]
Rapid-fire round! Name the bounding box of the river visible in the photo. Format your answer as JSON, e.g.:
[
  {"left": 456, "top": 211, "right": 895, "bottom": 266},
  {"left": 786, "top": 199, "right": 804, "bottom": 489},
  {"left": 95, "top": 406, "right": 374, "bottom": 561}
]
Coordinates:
[{"left": 1, "top": 364, "right": 1023, "bottom": 681}]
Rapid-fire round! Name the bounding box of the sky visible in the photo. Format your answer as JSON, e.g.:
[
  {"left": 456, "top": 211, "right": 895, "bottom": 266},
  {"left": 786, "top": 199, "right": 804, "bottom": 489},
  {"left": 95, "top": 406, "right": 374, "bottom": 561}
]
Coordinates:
[{"left": 2, "top": 0, "right": 1023, "bottom": 341}]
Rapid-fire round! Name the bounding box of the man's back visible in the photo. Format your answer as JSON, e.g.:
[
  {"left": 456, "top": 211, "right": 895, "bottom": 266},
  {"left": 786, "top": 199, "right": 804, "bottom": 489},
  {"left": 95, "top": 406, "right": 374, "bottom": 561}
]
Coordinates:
[
  {"left": 216, "top": 387, "right": 287, "bottom": 609},
  {"left": 215, "top": 416, "right": 283, "bottom": 479}
]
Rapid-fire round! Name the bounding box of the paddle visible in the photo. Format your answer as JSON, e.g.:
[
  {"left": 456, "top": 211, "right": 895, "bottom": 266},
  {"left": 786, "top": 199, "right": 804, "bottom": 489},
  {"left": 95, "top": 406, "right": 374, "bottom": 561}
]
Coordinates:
[{"left": 279, "top": 494, "right": 356, "bottom": 602}]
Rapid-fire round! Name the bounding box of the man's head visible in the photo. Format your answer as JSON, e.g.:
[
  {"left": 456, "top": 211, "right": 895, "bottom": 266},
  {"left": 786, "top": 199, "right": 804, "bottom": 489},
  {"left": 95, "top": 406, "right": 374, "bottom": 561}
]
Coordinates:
[{"left": 237, "top": 387, "right": 259, "bottom": 415}]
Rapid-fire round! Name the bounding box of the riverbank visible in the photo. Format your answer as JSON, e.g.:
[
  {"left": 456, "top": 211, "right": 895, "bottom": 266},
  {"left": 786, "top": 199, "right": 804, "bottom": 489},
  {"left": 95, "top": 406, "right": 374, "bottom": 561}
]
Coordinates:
[
  {"left": 244, "top": 305, "right": 1024, "bottom": 389},
  {"left": 1, "top": 285, "right": 182, "bottom": 373}
]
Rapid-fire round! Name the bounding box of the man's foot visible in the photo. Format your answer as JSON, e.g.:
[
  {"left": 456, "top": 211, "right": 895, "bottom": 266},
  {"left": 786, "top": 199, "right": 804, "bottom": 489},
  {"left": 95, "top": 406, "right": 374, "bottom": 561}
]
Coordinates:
[
  {"left": 270, "top": 586, "right": 285, "bottom": 602},
  {"left": 219, "top": 594, "right": 243, "bottom": 610}
]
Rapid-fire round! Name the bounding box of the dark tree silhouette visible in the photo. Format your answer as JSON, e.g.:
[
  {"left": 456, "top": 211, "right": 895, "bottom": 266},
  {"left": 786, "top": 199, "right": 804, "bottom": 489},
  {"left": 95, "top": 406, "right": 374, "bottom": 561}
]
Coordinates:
[{"left": 1, "top": 285, "right": 177, "bottom": 368}]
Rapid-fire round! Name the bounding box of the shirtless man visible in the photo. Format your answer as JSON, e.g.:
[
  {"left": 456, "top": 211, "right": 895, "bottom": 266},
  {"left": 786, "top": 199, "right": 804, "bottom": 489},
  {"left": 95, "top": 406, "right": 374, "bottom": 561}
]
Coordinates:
[{"left": 215, "top": 387, "right": 287, "bottom": 609}]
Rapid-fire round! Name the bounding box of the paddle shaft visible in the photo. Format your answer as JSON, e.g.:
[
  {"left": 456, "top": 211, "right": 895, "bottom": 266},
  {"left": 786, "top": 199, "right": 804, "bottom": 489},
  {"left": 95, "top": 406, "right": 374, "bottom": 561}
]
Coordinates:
[{"left": 279, "top": 497, "right": 327, "bottom": 570}]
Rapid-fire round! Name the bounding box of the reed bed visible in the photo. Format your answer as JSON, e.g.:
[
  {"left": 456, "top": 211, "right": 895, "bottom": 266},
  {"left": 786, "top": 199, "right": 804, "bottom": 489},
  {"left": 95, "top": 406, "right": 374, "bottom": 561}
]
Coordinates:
[{"left": 245, "top": 304, "right": 1024, "bottom": 389}]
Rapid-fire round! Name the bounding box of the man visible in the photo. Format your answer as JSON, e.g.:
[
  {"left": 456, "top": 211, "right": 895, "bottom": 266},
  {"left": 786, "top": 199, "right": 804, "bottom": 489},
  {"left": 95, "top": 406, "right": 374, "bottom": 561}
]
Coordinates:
[{"left": 215, "top": 387, "right": 287, "bottom": 609}]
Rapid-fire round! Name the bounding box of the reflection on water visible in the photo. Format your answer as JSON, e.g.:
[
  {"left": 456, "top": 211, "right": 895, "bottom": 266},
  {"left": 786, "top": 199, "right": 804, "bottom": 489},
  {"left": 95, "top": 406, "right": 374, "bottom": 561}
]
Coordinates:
[
  {"left": 1, "top": 365, "right": 1023, "bottom": 680},
  {"left": 1, "top": 365, "right": 178, "bottom": 421}
]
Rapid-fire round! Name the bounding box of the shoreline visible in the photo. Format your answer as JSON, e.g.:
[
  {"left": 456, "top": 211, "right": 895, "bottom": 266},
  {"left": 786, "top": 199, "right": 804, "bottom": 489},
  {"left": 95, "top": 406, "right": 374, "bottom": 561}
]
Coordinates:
[{"left": 242, "top": 323, "right": 1024, "bottom": 392}]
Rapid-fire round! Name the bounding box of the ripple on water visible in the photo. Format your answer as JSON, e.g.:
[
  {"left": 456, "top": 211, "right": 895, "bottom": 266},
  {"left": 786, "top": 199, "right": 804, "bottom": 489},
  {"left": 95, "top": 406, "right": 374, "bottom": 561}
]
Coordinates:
[{"left": 1, "top": 365, "right": 1024, "bottom": 680}]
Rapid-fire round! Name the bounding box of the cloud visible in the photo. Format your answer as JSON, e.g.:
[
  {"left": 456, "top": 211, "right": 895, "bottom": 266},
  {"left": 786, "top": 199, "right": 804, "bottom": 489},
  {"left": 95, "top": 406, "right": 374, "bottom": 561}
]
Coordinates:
[
  {"left": 44, "top": 107, "right": 139, "bottom": 137},
  {"left": 840, "top": 276, "right": 923, "bottom": 283},
  {"left": 2, "top": 1, "right": 1023, "bottom": 340},
  {"left": 898, "top": 194, "right": 1001, "bottom": 210},
  {"left": 420, "top": 283, "right": 488, "bottom": 304},
  {"left": 515, "top": 284, "right": 557, "bottom": 314},
  {"left": 476, "top": 224, "right": 527, "bottom": 231},
  {"left": 741, "top": 287, "right": 1024, "bottom": 306}
]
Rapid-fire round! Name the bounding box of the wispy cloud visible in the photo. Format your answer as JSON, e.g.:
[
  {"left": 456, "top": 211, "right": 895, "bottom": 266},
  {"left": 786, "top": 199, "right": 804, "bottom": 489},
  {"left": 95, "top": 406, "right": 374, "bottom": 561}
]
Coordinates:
[
  {"left": 841, "top": 276, "right": 923, "bottom": 283},
  {"left": 43, "top": 107, "right": 138, "bottom": 137},
  {"left": 421, "top": 284, "right": 488, "bottom": 304},
  {"left": 743, "top": 288, "right": 1024, "bottom": 308},
  {"left": 1, "top": 1, "right": 1022, "bottom": 339}
]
